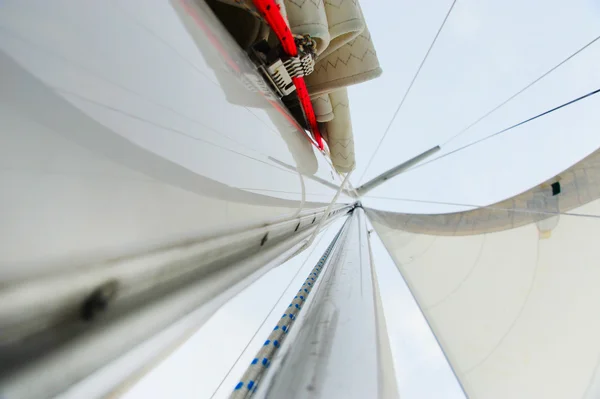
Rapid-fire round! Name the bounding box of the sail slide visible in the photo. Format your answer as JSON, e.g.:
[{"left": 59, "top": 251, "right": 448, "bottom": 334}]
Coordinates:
[{"left": 367, "top": 148, "right": 600, "bottom": 399}]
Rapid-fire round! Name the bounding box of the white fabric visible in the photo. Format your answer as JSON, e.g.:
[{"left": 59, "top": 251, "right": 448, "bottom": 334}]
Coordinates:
[
  {"left": 306, "top": 25, "right": 381, "bottom": 96},
  {"left": 320, "top": 88, "right": 355, "bottom": 173},
  {"left": 367, "top": 149, "right": 600, "bottom": 399},
  {"left": 321, "top": 0, "right": 365, "bottom": 58},
  {"left": 281, "top": 1, "right": 381, "bottom": 96},
  {"left": 214, "top": 0, "right": 382, "bottom": 174},
  {"left": 277, "top": 0, "right": 382, "bottom": 174},
  {"left": 372, "top": 206, "right": 600, "bottom": 399},
  {"left": 283, "top": 0, "right": 365, "bottom": 59},
  {"left": 307, "top": 24, "right": 381, "bottom": 173},
  {"left": 215, "top": 0, "right": 381, "bottom": 97},
  {"left": 312, "top": 94, "right": 334, "bottom": 122},
  {"left": 284, "top": 0, "right": 331, "bottom": 54}
]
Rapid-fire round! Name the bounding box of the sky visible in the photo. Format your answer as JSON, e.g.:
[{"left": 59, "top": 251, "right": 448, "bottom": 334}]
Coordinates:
[
  {"left": 352, "top": 0, "right": 600, "bottom": 214},
  {"left": 123, "top": 0, "right": 600, "bottom": 398}
]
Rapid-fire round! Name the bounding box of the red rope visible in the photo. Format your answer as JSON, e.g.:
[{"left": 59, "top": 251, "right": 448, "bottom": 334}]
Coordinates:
[
  {"left": 252, "top": 0, "right": 325, "bottom": 150},
  {"left": 291, "top": 76, "right": 323, "bottom": 149},
  {"left": 180, "top": 0, "right": 320, "bottom": 150}
]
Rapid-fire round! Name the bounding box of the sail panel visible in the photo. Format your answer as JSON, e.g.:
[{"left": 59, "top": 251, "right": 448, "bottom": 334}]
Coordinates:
[
  {"left": 369, "top": 147, "right": 600, "bottom": 236},
  {"left": 367, "top": 149, "right": 600, "bottom": 398}
]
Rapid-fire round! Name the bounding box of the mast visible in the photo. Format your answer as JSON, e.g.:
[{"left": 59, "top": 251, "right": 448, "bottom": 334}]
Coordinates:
[{"left": 230, "top": 207, "right": 399, "bottom": 398}]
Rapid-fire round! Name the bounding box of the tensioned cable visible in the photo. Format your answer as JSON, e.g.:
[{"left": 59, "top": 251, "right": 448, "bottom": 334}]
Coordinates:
[
  {"left": 364, "top": 195, "right": 600, "bottom": 220},
  {"left": 359, "top": 32, "right": 600, "bottom": 188},
  {"left": 401, "top": 87, "right": 600, "bottom": 173},
  {"left": 358, "top": 0, "right": 458, "bottom": 185},
  {"left": 441, "top": 34, "right": 600, "bottom": 146}
]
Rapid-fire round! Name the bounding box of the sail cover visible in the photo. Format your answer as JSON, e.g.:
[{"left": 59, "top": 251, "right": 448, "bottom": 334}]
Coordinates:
[{"left": 367, "top": 148, "right": 600, "bottom": 399}]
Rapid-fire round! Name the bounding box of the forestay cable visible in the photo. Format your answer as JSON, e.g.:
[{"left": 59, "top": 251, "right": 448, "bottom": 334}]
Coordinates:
[
  {"left": 441, "top": 34, "right": 600, "bottom": 146},
  {"left": 403, "top": 87, "right": 600, "bottom": 173},
  {"left": 358, "top": 0, "right": 457, "bottom": 184}
]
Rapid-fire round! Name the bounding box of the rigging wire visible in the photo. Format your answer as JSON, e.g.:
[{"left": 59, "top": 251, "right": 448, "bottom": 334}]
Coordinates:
[
  {"left": 364, "top": 195, "right": 600, "bottom": 220},
  {"left": 401, "top": 87, "right": 600, "bottom": 173},
  {"left": 208, "top": 232, "right": 329, "bottom": 399},
  {"left": 441, "top": 34, "right": 600, "bottom": 146},
  {"left": 358, "top": 0, "right": 458, "bottom": 185}
]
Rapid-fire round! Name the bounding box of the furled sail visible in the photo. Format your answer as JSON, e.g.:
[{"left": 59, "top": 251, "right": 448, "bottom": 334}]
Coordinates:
[
  {"left": 367, "top": 147, "right": 600, "bottom": 399},
  {"left": 209, "top": 0, "right": 382, "bottom": 174}
]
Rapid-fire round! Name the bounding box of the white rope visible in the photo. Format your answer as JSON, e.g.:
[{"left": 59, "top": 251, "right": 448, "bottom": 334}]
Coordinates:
[{"left": 290, "top": 172, "right": 306, "bottom": 219}]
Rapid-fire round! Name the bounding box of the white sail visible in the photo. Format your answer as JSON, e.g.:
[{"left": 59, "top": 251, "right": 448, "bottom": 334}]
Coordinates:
[
  {"left": 0, "top": 2, "right": 355, "bottom": 397},
  {"left": 367, "top": 148, "right": 600, "bottom": 399}
]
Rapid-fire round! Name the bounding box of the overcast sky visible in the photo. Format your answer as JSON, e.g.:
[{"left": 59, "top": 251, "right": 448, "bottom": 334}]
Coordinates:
[
  {"left": 353, "top": 0, "right": 600, "bottom": 214},
  {"left": 123, "top": 0, "right": 600, "bottom": 398}
]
